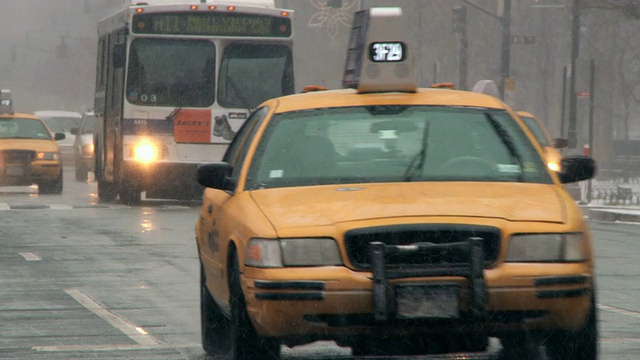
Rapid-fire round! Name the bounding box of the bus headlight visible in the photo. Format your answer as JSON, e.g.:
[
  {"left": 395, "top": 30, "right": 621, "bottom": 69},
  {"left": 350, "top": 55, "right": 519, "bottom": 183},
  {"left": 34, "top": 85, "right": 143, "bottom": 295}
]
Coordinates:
[
  {"left": 245, "top": 238, "right": 342, "bottom": 268},
  {"left": 36, "top": 152, "right": 60, "bottom": 161},
  {"left": 506, "top": 233, "right": 587, "bottom": 262},
  {"left": 132, "top": 140, "right": 160, "bottom": 163}
]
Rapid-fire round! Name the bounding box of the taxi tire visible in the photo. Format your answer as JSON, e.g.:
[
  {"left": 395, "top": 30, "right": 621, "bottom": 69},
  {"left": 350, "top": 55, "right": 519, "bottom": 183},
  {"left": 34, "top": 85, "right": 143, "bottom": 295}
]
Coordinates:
[
  {"left": 201, "top": 265, "right": 230, "bottom": 355},
  {"left": 544, "top": 295, "right": 598, "bottom": 360},
  {"left": 228, "top": 252, "right": 281, "bottom": 360},
  {"left": 38, "top": 172, "right": 63, "bottom": 194}
]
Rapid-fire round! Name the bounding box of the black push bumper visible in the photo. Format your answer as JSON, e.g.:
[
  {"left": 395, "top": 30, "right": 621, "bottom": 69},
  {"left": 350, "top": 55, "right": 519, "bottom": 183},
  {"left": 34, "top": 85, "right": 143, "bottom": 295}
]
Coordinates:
[{"left": 370, "top": 237, "right": 486, "bottom": 322}]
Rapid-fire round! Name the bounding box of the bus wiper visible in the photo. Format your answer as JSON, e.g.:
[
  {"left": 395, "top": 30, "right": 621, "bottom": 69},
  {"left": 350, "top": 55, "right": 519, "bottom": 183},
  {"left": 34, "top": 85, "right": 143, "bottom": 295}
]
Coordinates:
[
  {"left": 226, "top": 76, "right": 253, "bottom": 113},
  {"left": 484, "top": 112, "right": 525, "bottom": 182},
  {"left": 403, "top": 120, "right": 430, "bottom": 182},
  {"left": 166, "top": 105, "right": 183, "bottom": 121}
]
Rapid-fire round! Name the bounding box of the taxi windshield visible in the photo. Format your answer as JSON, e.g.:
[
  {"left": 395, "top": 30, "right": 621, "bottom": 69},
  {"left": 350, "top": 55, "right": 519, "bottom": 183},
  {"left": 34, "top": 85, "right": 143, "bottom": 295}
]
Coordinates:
[
  {"left": 247, "top": 106, "right": 552, "bottom": 189},
  {"left": 0, "top": 117, "right": 52, "bottom": 140}
]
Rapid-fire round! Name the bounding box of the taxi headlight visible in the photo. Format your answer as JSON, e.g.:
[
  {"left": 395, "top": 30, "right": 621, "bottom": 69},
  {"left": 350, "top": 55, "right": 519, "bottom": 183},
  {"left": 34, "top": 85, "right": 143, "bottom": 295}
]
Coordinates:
[
  {"left": 36, "top": 152, "right": 60, "bottom": 161},
  {"left": 506, "top": 233, "right": 587, "bottom": 262},
  {"left": 245, "top": 238, "right": 342, "bottom": 268}
]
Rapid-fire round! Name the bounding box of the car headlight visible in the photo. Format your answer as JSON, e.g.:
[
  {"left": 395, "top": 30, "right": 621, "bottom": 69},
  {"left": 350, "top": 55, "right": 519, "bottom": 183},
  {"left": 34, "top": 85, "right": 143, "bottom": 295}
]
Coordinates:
[
  {"left": 547, "top": 161, "right": 560, "bottom": 172},
  {"left": 245, "top": 238, "right": 342, "bottom": 268},
  {"left": 36, "top": 152, "right": 60, "bottom": 160},
  {"left": 506, "top": 233, "right": 587, "bottom": 262},
  {"left": 82, "top": 143, "right": 94, "bottom": 156}
]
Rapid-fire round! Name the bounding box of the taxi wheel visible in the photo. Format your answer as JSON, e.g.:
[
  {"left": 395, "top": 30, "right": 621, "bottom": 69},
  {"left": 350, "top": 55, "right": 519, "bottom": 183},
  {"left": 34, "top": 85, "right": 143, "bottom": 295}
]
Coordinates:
[
  {"left": 38, "top": 172, "right": 63, "bottom": 194},
  {"left": 544, "top": 295, "right": 598, "bottom": 360},
  {"left": 200, "top": 265, "right": 229, "bottom": 355},
  {"left": 446, "top": 333, "right": 488, "bottom": 353},
  {"left": 228, "top": 251, "right": 281, "bottom": 360},
  {"left": 75, "top": 160, "right": 88, "bottom": 181},
  {"left": 97, "top": 180, "right": 118, "bottom": 201}
]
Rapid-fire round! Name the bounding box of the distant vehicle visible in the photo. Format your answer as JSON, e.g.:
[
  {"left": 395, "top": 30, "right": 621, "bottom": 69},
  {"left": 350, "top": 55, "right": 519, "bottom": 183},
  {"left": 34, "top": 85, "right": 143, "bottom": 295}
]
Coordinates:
[
  {"left": 195, "top": 8, "right": 598, "bottom": 360},
  {"left": 71, "top": 111, "right": 95, "bottom": 181},
  {"left": 32, "top": 110, "right": 82, "bottom": 165},
  {"left": 516, "top": 111, "right": 568, "bottom": 172},
  {"left": 93, "top": 0, "right": 295, "bottom": 204},
  {"left": 1, "top": 90, "right": 65, "bottom": 193}
]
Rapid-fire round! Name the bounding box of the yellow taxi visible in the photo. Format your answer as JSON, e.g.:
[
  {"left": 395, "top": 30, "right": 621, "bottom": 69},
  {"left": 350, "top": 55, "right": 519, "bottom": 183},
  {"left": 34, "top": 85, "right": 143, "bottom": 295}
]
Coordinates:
[
  {"left": 195, "top": 8, "right": 597, "bottom": 359},
  {"left": 0, "top": 90, "right": 65, "bottom": 193},
  {"left": 516, "top": 111, "right": 568, "bottom": 172}
]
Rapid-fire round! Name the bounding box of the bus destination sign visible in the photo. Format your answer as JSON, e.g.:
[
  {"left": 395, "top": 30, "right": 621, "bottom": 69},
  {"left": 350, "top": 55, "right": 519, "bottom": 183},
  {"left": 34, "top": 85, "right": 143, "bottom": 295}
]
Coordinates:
[{"left": 133, "top": 12, "right": 291, "bottom": 37}]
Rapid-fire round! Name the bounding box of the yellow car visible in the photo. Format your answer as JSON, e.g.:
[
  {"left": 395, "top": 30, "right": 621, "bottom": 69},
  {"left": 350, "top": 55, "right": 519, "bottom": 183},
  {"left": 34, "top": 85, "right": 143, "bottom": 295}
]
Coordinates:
[
  {"left": 516, "top": 111, "right": 567, "bottom": 172},
  {"left": 0, "top": 110, "right": 65, "bottom": 193},
  {"left": 195, "top": 8, "right": 597, "bottom": 360}
]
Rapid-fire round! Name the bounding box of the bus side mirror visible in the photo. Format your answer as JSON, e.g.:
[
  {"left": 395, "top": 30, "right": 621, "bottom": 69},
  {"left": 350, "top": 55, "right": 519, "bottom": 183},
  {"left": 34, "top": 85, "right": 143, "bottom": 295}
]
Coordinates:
[{"left": 113, "top": 43, "right": 126, "bottom": 69}]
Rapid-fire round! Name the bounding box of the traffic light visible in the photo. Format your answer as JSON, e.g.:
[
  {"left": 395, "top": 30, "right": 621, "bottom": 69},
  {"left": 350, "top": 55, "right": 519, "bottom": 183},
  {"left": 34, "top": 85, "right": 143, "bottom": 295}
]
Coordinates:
[{"left": 453, "top": 5, "right": 467, "bottom": 34}]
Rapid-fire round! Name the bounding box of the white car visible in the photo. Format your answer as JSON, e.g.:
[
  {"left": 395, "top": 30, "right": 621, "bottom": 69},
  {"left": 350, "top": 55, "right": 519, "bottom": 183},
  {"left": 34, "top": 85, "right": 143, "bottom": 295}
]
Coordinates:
[{"left": 33, "top": 110, "right": 82, "bottom": 165}]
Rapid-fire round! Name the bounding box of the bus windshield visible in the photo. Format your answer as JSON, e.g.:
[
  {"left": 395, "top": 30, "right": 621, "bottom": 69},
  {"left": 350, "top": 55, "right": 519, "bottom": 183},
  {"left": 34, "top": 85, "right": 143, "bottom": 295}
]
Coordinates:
[
  {"left": 218, "top": 44, "right": 293, "bottom": 109},
  {"left": 126, "top": 39, "right": 215, "bottom": 108}
]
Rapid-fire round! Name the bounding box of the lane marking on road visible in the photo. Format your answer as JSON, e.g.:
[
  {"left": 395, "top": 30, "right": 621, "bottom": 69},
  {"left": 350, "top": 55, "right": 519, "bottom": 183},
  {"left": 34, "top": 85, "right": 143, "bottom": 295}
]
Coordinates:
[
  {"left": 33, "top": 343, "right": 200, "bottom": 352},
  {"left": 19, "top": 252, "right": 41, "bottom": 261},
  {"left": 63, "top": 288, "right": 161, "bottom": 347},
  {"left": 598, "top": 303, "right": 640, "bottom": 319},
  {"left": 49, "top": 203, "right": 74, "bottom": 210},
  {"left": 0, "top": 203, "right": 10, "bottom": 210}
]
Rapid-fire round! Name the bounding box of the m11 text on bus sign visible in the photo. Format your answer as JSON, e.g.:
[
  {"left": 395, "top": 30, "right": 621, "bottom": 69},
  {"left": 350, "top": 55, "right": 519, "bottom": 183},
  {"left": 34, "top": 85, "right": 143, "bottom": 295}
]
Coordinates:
[
  {"left": 133, "top": 13, "right": 291, "bottom": 37},
  {"left": 369, "top": 42, "right": 405, "bottom": 62}
]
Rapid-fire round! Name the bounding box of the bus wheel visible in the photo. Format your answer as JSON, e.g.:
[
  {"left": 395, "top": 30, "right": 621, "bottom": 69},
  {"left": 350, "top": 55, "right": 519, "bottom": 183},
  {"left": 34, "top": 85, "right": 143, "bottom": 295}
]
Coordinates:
[
  {"left": 97, "top": 180, "right": 118, "bottom": 201},
  {"left": 119, "top": 185, "right": 141, "bottom": 205}
]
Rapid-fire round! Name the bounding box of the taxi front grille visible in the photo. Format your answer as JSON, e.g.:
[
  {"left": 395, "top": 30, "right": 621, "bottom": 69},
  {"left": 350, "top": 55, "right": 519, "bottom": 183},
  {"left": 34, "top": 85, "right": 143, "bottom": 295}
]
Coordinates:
[
  {"left": 0, "top": 150, "right": 35, "bottom": 165},
  {"left": 344, "top": 224, "right": 501, "bottom": 270}
]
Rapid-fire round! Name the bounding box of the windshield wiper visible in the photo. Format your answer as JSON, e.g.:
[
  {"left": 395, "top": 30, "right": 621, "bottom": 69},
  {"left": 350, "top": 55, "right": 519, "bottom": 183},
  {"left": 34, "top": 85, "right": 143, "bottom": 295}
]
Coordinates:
[
  {"left": 165, "top": 104, "right": 183, "bottom": 121},
  {"left": 226, "top": 76, "right": 254, "bottom": 113},
  {"left": 403, "top": 120, "right": 430, "bottom": 182},
  {"left": 484, "top": 112, "right": 525, "bottom": 182}
]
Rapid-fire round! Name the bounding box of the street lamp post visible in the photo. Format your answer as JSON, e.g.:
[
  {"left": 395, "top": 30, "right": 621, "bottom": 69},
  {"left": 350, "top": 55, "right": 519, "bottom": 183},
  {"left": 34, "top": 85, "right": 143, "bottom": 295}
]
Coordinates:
[
  {"left": 499, "top": 0, "right": 511, "bottom": 100},
  {"left": 568, "top": 0, "right": 581, "bottom": 149}
]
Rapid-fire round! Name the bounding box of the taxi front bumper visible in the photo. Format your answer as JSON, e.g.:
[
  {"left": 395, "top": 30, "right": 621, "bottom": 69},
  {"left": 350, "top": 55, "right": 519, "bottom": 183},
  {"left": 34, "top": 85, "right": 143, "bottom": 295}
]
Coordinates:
[
  {"left": 0, "top": 160, "right": 61, "bottom": 185},
  {"left": 243, "top": 245, "right": 593, "bottom": 342}
]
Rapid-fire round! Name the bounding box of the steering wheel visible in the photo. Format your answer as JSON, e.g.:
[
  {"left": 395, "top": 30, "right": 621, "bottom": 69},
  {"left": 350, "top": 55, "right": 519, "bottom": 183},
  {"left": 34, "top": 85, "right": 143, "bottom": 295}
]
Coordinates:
[{"left": 439, "top": 156, "right": 497, "bottom": 174}]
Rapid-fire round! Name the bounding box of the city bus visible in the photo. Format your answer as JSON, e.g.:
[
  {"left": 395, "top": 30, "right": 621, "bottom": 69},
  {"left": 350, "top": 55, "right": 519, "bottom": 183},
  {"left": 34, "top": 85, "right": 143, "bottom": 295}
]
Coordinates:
[{"left": 94, "top": 0, "right": 294, "bottom": 204}]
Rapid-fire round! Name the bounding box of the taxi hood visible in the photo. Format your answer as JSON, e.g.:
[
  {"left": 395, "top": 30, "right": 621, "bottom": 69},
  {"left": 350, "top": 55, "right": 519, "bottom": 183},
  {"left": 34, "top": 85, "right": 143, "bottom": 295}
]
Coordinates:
[
  {"left": 0, "top": 139, "right": 59, "bottom": 152},
  {"left": 250, "top": 182, "right": 567, "bottom": 229}
]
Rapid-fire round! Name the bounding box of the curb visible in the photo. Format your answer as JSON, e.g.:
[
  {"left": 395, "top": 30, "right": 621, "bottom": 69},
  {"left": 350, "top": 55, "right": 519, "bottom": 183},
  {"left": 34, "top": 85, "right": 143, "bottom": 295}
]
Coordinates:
[{"left": 581, "top": 207, "right": 640, "bottom": 223}]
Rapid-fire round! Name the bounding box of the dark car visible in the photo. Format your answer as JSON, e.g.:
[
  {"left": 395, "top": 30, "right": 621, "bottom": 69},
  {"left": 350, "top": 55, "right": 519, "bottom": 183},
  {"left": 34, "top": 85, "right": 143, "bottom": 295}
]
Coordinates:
[{"left": 71, "top": 111, "right": 95, "bottom": 181}]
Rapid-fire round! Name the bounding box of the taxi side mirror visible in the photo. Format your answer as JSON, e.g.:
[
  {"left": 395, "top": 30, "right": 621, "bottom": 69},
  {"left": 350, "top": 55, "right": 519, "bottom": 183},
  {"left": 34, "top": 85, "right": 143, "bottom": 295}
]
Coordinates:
[
  {"left": 558, "top": 156, "right": 596, "bottom": 184},
  {"left": 197, "top": 162, "right": 233, "bottom": 190},
  {"left": 554, "top": 138, "right": 568, "bottom": 149},
  {"left": 54, "top": 133, "right": 66, "bottom": 141}
]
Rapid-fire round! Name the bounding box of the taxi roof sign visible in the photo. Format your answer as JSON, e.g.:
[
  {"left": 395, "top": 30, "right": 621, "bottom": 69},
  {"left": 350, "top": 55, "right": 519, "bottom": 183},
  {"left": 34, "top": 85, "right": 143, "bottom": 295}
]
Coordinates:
[
  {"left": 342, "top": 7, "right": 416, "bottom": 93},
  {"left": 0, "top": 89, "right": 13, "bottom": 115}
]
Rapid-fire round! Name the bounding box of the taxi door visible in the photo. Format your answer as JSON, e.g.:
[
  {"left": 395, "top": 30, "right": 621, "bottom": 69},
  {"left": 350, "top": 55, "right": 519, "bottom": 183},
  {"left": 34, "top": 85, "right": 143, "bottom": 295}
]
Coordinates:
[{"left": 198, "top": 107, "right": 269, "bottom": 300}]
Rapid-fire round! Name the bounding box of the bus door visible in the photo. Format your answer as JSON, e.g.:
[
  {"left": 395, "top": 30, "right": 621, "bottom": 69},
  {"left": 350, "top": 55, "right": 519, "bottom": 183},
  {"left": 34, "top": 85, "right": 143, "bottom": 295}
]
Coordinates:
[{"left": 105, "top": 29, "right": 127, "bottom": 182}]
